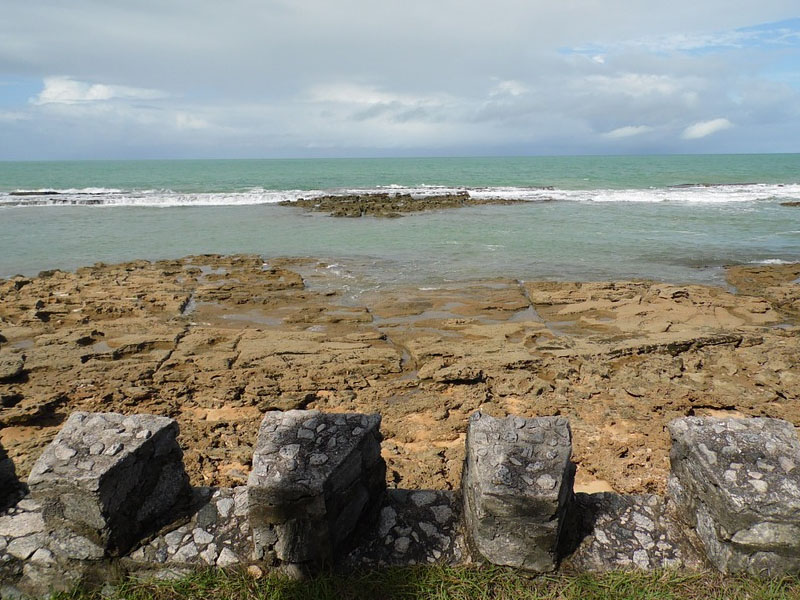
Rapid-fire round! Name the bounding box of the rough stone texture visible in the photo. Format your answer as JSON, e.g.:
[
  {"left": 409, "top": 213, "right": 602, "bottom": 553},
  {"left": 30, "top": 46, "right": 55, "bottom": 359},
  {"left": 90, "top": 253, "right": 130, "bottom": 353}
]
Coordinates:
[
  {"left": 0, "top": 442, "right": 22, "bottom": 513},
  {"left": 668, "top": 417, "right": 800, "bottom": 575},
  {"left": 248, "top": 410, "right": 386, "bottom": 569},
  {"left": 343, "top": 489, "right": 465, "bottom": 568},
  {"left": 123, "top": 486, "right": 253, "bottom": 576},
  {"left": 0, "top": 497, "right": 107, "bottom": 598},
  {"left": 561, "top": 493, "right": 703, "bottom": 572},
  {"left": 462, "top": 411, "right": 575, "bottom": 571},
  {"left": 27, "top": 411, "right": 191, "bottom": 556}
]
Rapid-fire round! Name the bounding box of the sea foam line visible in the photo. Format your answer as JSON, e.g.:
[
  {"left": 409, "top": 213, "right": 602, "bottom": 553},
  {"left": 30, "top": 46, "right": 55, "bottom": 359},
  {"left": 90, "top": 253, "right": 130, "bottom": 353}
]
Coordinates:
[{"left": 1, "top": 183, "right": 799, "bottom": 207}]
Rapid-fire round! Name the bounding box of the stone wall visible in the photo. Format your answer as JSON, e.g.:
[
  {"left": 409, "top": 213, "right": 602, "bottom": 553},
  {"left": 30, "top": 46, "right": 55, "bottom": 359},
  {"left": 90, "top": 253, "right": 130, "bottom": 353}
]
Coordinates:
[
  {"left": 0, "top": 441, "right": 22, "bottom": 513},
  {"left": 2, "top": 410, "right": 800, "bottom": 596}
]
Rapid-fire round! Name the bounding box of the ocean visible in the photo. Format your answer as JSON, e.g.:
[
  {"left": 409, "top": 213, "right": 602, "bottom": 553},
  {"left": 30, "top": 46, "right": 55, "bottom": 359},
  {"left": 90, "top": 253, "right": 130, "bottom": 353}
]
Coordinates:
[{"left": 1, "top": 155, "right": 799, "bottom": 287}]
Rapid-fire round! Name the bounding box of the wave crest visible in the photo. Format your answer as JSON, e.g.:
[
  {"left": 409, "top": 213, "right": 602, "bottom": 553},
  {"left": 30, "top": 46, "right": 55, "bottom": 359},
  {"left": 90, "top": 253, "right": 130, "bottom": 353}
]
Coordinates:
[{"left": 2, "top": 183, "right": 799, "bottom": 207}]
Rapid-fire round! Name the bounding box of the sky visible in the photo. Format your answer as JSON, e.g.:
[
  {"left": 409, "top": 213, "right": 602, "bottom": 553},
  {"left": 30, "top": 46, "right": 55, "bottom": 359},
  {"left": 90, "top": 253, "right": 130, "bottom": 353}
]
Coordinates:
[{"left": 1, "top": 1, "right": 799, "bottom": 159}]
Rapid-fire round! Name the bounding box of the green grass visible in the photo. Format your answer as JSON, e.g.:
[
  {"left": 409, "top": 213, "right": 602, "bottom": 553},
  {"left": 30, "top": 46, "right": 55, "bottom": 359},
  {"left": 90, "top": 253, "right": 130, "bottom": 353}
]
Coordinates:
[{"left": 54, "top": 566, "right": 800, "bottom": 600}]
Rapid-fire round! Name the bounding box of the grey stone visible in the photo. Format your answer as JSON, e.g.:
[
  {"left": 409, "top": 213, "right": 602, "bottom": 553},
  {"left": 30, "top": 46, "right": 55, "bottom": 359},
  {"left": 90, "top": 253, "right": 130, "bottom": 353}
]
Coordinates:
[
  {"left": 0, "top": 511, "right": 45, "bottom": 538},
  {"left": 27, "top": 411, "right": 191, "bottom": 556},
  {"left": 343, "top": 489, "right": 465, "bottom": 568},
  {"left": 668, "top": 417, "right": 800, "bottom": 575},
  {"left": 462, "top": 411, "right": 575, "bottom": 572},
  {"left": 7, "top": 534, "right": 46, "bottom": 560},
  {"left": 121, "top": 487, "right": 252, "bottom": 571},
  {"left": 561, "top": 493, "right": 703, "bottom": 572},
  {"left": 248, "top": 410, "right": 385, "bottom": 569},
  {"left": 216, "top": 547, "right": 239, "bottom": 568},
  {"left": 0, "top": 442, "right": 22, "bottom": 513}
]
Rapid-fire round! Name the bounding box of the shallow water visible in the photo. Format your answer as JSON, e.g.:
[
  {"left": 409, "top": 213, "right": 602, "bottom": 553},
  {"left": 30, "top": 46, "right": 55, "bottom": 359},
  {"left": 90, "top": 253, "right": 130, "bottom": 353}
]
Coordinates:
[
  {"left": 1, "top": 155, "right": 798, "bottom": 285},
  {"left": 1, "top": 200, "right": 798, "bottom": 286}
]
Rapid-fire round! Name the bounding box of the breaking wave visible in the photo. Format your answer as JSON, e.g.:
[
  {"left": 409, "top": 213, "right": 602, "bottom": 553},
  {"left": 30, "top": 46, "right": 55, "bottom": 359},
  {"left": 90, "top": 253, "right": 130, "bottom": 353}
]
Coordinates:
[{"left": 2, "top": 182, "right": 799, "bottom": 207}]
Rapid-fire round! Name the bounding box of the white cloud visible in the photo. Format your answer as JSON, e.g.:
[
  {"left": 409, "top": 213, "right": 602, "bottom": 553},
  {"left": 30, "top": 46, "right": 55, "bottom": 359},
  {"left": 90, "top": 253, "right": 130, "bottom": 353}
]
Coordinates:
[
  {"left": 490, "top": 79, "right": 528, "bottom": 97},
  {"left": 681, "top": 117, "right": 733, "bottom": 139},
  {"left": 175, "top": 112, "right": 209, "bottom": 130},
  {"left": 0, "top": 110, "right": 30, "bottom": 122},
  {"left": 584, "top": 73, "right": 682, "bottom": 97},
  {"left": 32, "top": 76, "right": 167, "bottom": 105},
  {"left": 308, "top": 83, "right": 444, "bottom": 107},
  {"left": 1, "top": 3, "right": 799, "bottom": 157},
  {"left": 604, "top": 125, "right": 653, "bottom": 138}
]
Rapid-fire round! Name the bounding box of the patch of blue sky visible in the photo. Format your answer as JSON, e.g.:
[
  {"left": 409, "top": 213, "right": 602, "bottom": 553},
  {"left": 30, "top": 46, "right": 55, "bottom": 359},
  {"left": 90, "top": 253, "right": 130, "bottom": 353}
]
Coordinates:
[
  {"left": 560, "top": 18, "right": 800, "bottom": 57},
  {"left": 0, "top": 77, "right": 41, "bottom": 108},
  {"left": 762, "top": 55, "right": 800, "bottom": 89}
]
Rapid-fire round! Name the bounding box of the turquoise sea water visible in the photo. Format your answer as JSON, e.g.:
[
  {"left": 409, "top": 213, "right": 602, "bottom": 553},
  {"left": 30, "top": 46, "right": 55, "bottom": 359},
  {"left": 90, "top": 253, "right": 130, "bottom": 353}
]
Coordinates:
[{"left": 0, "top": 155, "right": 799, "bottom": 286}]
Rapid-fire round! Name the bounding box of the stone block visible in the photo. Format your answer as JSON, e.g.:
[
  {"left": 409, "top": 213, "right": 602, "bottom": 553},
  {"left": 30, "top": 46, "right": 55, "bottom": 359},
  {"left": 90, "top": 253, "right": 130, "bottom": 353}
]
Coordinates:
[
  {"left": 561, "top": 492, "right": 703, "bottom": 572},
  {"left": 342, "top": 489, "right": 465, "bottom": 568},
  {"left": 248, "top": 410, "right": 385, "bottom": 568},
  {"left": 27, "top": 411, "right": 191, "bottom": 556},
  {"left": 668, "top": 417, "right": 800, "bottom": 575},
  {"left": 462, "top": 411, "right": 575, "bottom": 571},
  {"left": 0, "top": 441, "right": 21, "bottom": 513}
]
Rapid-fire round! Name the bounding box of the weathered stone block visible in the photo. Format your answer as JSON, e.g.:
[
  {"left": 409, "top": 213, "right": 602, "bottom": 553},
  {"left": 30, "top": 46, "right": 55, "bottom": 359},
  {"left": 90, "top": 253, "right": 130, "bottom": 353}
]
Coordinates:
[
  {"left": 561, "top": 492, "right": 703, "bottom": 572},
  {"left": 0, "top": 441, "right": 21, "bottom": 513},
  {"left": 668, "top": 417, "right": 800, "bottom": 575},
  {"left": 462, "top": 411, "right": 575, "bottom": 571},
  {"left": 248, "top": 410, "right": 385, "bottom": 568},
  {"left": 27, "top": 411, "right": 190, "bottom": 556}
]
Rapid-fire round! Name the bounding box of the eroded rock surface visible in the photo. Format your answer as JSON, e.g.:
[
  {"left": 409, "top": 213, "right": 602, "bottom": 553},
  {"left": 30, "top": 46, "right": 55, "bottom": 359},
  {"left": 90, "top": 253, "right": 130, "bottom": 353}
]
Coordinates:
[
  {"left": 1, "top": 255, "right": 799, "bottom": 498},
  {"left": 279, "top": 192, "right": 524, "bottom": 217}
]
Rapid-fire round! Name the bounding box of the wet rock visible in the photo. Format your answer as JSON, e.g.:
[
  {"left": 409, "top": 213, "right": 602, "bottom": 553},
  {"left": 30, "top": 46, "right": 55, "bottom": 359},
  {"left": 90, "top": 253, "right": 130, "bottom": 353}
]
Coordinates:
[
  {"left": 279, "top": 192, "right": 524, "bottom": 218},
  {"left": 462, "top": 412, "right": 575, "bottom": 571},
  {"left": 27, "top": 412, "right": 191, "bottom": 556},
  {"left": 668, "top": 417, "right": 800, "bottom": 575},
  {"left": 248, "top": 410, "right": 385, "bottom": 569}
]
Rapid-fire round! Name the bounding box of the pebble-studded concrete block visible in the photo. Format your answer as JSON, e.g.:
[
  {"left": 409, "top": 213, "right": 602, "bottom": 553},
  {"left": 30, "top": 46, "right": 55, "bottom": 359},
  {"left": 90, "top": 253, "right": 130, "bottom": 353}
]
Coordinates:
[
  {"left": 561, "top": 492, "right": 703, "bottom": 572},
  {"left": 123, "top": 486, "right": 252, "bottom": 571},
  {"left": 668, "top": 417, "right": 800, "bottom": 575},
  {"left": 343, "top": 489, "right": 465, "bottom": 568},
  {"left": 27, "top": 412, "right": 191, "bottom": 556},
  {"left": 462, "top": 411, "right": 575, "bottom": 571},
  {"left": 248, "top": 410, "right": 385, "bottom": 568},
  {"left": 0, "top": 441, "right": 22, "bottom": 513},
  {"left": 0, "top": 497, "right": 105, "bottom": 598}
]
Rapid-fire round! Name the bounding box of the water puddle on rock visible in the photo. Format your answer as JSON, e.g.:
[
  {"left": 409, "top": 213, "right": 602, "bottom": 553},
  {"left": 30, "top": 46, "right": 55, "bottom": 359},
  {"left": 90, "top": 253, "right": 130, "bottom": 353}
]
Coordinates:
[
  {"left": 91, "top": 341, "right": 113, "bottom": 354},
  {"left": 508, "top": 306, "right": 544, "bottom": 323},
  {"left": 221, "top": 311, "right": 283, "bottom": 326}
]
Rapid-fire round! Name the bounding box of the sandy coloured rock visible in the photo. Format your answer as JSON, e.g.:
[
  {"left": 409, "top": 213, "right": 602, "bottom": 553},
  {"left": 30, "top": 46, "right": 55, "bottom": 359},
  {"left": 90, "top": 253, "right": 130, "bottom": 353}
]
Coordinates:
[{"left": 0, "top": 254, "right": 798, "bottom": 498}]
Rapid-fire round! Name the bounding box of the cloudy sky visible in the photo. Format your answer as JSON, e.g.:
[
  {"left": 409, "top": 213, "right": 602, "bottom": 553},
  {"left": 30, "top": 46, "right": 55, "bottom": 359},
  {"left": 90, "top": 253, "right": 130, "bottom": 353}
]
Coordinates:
[{"left": 1, "top": 1, "right": 799, "bottom": 159}]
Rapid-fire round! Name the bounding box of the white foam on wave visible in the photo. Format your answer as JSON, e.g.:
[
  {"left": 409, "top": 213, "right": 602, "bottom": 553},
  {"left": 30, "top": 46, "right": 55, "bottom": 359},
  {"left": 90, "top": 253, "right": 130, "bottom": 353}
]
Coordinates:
[
  {"left": 0, "top": 188, "right": 324, "bottom": 207},
  {"left": 749, "top": 259, "right": 793, "bottom": 265},
  {"left": 1, "top": 182, "right": 799, "bottom": 207}
]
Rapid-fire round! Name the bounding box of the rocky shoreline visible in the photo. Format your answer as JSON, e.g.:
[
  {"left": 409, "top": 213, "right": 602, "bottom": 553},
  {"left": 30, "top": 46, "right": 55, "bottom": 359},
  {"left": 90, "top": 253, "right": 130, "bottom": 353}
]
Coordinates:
[
  {"left": 1, "top": 255, "right": 799, "bottom": 497},
  {"left": 278, "top": 191, "right": 527, "bottom": 217}
]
